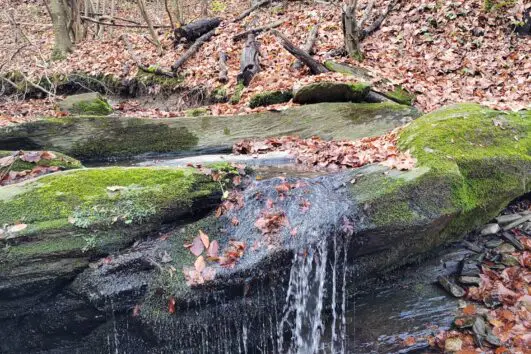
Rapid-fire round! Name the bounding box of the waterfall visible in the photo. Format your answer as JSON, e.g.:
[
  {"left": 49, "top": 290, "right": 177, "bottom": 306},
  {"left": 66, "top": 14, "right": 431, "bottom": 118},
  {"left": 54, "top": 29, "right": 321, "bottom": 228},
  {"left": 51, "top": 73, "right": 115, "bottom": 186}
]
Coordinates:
[{"left": 277, "top": 236, "right": 349, "bottom": 354}]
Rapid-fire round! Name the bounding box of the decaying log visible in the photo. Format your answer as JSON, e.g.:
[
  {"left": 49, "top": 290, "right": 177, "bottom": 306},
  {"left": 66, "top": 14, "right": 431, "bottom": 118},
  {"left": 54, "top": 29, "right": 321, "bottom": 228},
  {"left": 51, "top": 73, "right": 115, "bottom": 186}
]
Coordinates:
[
  {"left": 234, "top": 0, "right": 270, "bottom": 22},
  {"left": 121, "top": 34, "right": 175, "bottom": 77},
  {"left": 272, "top": 30, "right": 328, "bottom": 75},
  {"left": 174, "top": 17, "right": 221, "bottom": 43},
  {"left": 237, "top": 34, "right": 260, "bottom": 86},
  {"left": 218, "top": 51, "right": 229, "bottom": 83},
  {"left": 80, "top": 16, "right": 170, "bottom": 28},
  {"left": 172, "top": 29, "right": 217, "bottom": 72},
  {"left": 233, "top": 19, "right": 283, "bottom": 41},
  {"left": 292, "top": 24, "right": 319, "bottom": 70}
]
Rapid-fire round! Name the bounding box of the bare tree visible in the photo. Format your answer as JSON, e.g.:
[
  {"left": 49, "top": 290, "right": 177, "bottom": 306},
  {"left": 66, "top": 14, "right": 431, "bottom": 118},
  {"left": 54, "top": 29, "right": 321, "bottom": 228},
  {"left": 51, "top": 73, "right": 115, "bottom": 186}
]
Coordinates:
[
  {"left": 136, "top": 0, "right": 163, "bottom": 55},
  {"left": 342, "top": 0, "right": 399, "bottom": 59},
  {"left": 50, "top": 0, "right": 74, "bottom": 59}
]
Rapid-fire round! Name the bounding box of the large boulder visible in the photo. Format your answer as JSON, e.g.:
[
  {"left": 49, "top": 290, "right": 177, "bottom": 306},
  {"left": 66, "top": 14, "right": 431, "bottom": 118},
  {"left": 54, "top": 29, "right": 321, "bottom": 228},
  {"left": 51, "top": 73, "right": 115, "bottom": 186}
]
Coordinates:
[
  {"left": 292, "top": 81, "right": 371, "bottom": 104},
  {"left": 57, "top": 92, "right": 113, "bottom": 116},
  {"left": 0, "top": 102, "right": 418, "bottom": 161},
  {"left": 0, "top": 166, "right": 222, "bottom": 304}
]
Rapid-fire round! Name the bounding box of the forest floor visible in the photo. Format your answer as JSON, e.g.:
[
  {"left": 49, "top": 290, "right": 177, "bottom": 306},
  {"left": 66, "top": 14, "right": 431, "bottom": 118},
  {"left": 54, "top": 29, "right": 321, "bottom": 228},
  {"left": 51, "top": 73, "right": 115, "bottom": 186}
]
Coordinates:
[{"left": 0, "top": 0, "right": 529, "bottom": 126}]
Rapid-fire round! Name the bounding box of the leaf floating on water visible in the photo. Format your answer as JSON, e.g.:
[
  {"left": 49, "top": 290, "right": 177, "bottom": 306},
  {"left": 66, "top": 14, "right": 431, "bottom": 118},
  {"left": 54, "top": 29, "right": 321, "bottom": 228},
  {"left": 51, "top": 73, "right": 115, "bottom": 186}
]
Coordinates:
[
  {"left": 198, "top": 230, "right": 210, "bottom": 249},
  {"left": 189, "top": 236, "right": 205, "bottom": 256},
  {"left": 168, "top": 297, "right": 176, "bottom": 314},
  {"left": 403, "top": 336, "right": 416, "bottom": 347}
]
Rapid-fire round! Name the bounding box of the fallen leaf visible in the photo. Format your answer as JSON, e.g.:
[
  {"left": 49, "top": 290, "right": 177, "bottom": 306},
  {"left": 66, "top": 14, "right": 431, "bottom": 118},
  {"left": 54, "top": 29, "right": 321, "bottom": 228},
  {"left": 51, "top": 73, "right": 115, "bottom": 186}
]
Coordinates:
[
  {"left": 189, "top": 236, "right": 205, "bottom": 256},
  {"left": 168, "top": 297, "right": 176, "bottom": 314},
  {"left": 198, "top": 230, "right": 210, "bottom": 249},
  {"left": 194, "top": 255, "right": 206, "bottom": 272}
]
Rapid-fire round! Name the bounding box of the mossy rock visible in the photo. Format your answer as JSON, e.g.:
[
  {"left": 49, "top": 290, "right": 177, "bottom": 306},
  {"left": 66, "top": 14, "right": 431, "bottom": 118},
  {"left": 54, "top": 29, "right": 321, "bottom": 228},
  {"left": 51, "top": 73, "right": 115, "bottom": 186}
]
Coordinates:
[
  {"left": 57, "top": 93, "right": 113, "bottom": 116},
  {"left": 0, "top": 150, "right": 82, "bottom": 172},
  {"left": 185, "top": 107, "right": 210, "bottom": 117},
  {"left": 293, "top": 81, "right": 371, "bottom": 104},
  {"left": 0, "top": 103, "right": 419, "bottom": 161},
  {"left": 229, "top": 82, "right": 245, "bottom": 105},
  {"left": 324, "top": 60, "right": 416, "bottom": 105},
  {"left": 249, "top": 90, "right": 293, "bottom": 108},
  {"left": 0, "top": 167, "right": 221, "bottom": 294}
]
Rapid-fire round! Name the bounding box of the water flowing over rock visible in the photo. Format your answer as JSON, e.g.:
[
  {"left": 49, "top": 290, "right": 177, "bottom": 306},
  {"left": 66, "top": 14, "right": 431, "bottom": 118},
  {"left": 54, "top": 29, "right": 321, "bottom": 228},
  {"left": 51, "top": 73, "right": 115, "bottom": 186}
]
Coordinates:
[{"left": 0, "top": 103, "right": 530, "bottom": 353}]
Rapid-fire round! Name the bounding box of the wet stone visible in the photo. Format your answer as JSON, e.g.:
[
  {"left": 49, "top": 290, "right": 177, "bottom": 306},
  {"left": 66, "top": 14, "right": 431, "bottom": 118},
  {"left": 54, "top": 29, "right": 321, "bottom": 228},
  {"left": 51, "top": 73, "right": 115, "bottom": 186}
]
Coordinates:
[
  {"left": 462, "top": 240, "right": 483, "bottom": 253},
  {"left": 459, "top": 259, "right": 481, "bottom": 277},
  {"left": 438, "top": 276, "right": 466, "bottom": 298},
  {"left": 458, "top": 276, "right": 481, "bottom": 286},
  {"left": 494, "top": 243, "right": 516, "bottom": 254},
  {"left": 501, "top": 232, "right": 524, "bottom": 251},
  {"left": 502, "top": 214, "right": 531, "bottom": 231},
  {"left": 485, "top": 239, "right": 504, "bottom": 248},
  {"left": 495, "top": 214, "right": 522, "bottom": 225},
  {"left": 480, "top": 223, "right": 500, "bottom": 236}
]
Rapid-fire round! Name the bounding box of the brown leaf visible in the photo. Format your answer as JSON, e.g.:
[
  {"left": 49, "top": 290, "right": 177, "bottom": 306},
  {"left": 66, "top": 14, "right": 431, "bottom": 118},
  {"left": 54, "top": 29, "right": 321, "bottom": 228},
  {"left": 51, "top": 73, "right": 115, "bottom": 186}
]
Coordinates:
[
  {"left": 189, "top": 236, "right": 205, "bottom": 256},
  {"left": 168, "top": 297, "right": 176, "bottom": 314},
  {"left": 194, "top": 255, "right": 206, "bottom": 272},
  {"left": 198, "top": 230, "right": 210, "bottom": 249},
  {"left": 19, "top": 151, "right": 41, "bottom": 163},
  {"left": 207, "top": 240, "right": 219, "bottom": 258},
  {"left": 40, "top": 151, "right": 57, "bottom": 160}
]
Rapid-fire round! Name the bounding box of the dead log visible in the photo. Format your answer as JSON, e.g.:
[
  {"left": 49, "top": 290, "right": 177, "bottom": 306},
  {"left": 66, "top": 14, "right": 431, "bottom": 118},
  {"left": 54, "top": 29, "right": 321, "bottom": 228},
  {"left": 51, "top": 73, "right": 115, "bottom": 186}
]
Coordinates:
[
  {"left": 171, "top": 29, "right": 216, "bottom": 72},
  {"left": 237, "top": 34, "right": 260, "bottom": 86},
  {"left": 292, "top": 24, "right": 319, "bottom": 70},
  {"left": 121, "top": 34, "right": 175, "bottom": 77},
  {"left": 174, "top": 17, "right": 221, "bottom": 44},
  {"left": 272, "top": 30, "right": 328, "bottom": 75},
  {"left": 80, "top": 16, "right": 170, "bottom": 28},
  {"left": 233, "top": 19, "right": 283, "bottom": 41},
  {"left": 218, "top": 51, "right": 228, "bottom": 83},
  {"left": 234, "top": 0, "right": 270, "bottom": 22}
]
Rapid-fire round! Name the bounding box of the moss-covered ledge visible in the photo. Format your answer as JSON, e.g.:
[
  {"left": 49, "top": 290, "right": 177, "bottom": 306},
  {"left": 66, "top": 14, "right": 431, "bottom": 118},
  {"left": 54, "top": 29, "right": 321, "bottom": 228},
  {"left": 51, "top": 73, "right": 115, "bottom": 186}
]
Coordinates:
[
  {"left": 0, "top": 167, "right": 222, "bottom": 276},
  {"left": 0, "top": 102, "right": 419, "bottom": 161}
]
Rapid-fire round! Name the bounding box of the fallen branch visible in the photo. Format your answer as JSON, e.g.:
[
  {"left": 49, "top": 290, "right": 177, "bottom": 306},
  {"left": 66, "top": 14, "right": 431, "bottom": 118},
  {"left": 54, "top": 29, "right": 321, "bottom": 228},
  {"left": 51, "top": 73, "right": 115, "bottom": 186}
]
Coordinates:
[
  {"left": 218, "top": 51, "right": 229, "bottom": 83},
  {"left": 359, "top": 0, "right": 375, "bottom": 29},
  {"left": 234, "top": 0, "right": 270, "bottom": 22},
  {"left": 292, "top": 24, "right": 319, "bottom": 70},
  {"left": 233, "top": 19, "right": 283, "bottom": 41},
  {"left": 360, "top": 0, "right": 399, "bottom": 40},
  {"left": 80, "top": 16, "right": 170, "bottom": 28},
  {"left": 121, "top": 34, "right": 175, "bottom": 77},
  {"left": 237, "top": 34, "right": 260, "bottom": 86},
  {"left": 174, "top": 18, "right": 221, "bottom": 43},
  {"left": 171, "top": 29, "right": 217, "bottom": 72},
  {"left": 0, "top": 72, "right": 56, "bottom": 98},
  {"left": 272, "top": 29, "right": 328, "bottom": 75}
]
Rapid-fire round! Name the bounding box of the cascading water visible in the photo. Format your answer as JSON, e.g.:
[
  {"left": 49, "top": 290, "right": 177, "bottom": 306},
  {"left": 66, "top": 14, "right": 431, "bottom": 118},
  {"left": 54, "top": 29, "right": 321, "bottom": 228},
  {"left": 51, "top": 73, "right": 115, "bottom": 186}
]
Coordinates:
[{"left": 277, "top": 236, "right": 349, "bottom": 354}]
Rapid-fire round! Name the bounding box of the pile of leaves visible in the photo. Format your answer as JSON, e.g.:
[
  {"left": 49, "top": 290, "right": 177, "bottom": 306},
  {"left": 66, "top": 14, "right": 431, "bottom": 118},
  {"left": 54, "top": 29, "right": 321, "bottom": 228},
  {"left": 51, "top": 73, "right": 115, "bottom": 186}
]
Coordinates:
[
  {"left": 0, "top": 150, "right": 62, "bottom": 186},
  {"left": 233, "top": 129, "right": 416, "bottom": 171},
  {"left": 182, "top": 229, "right": 246, "bottom": 286},
  {"left": 429, "top": 232, "right": 531, "bottom": 353}
]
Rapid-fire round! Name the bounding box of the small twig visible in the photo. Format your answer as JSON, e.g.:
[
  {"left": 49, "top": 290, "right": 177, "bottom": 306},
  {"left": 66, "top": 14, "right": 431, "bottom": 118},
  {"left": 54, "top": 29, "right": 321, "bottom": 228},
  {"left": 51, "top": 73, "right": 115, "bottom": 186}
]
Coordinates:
[
  {"left": 360, "top": 0, "right": 400, "bottom": 40},
  {"left": 171, "top": 29, "right": 216, "bottom": 72},
  {"left": 233, "top": 19, "right": 284, "bottom": 41}
]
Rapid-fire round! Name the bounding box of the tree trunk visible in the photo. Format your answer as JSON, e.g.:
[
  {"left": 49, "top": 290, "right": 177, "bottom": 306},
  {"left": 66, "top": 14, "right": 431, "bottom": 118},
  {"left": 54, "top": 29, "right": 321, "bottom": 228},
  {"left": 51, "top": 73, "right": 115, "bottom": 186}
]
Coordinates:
[
  {"left": 342, "top": 2, "right": 362, "bottom": 59},
  {"left": 50, "top": 0, "right": 74, "bottom": 59},
  {"left": 237, "top": 34, "right": 260, "bottom": 86},
  {"left": 136, "top": 0, "right": 163, "bottom": 56}
]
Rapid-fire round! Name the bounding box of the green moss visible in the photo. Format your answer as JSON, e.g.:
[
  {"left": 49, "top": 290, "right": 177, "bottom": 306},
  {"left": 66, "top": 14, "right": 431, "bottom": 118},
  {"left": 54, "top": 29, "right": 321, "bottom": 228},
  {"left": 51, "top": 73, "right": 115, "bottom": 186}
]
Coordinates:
[
  {"left": 0, "top": 167, "right": 219, "bottom": 233},
  {"left": 293, "top": 81, "right": 371, "bottom": 104},
  {"left": 68, "top": 117, "right": 199, "bottom": 160},
  {"left": 72, "top": 98, "right": 113, "bottom": 115},
  {"left": 185, "top": 107, "right": 210, "bottom": 117},
  {"left": 384, "top": 86, "right": 415, "bottom": 106},
  {"left": 230, "top": 82, "right": 245, "bottom": 105},
  {"left": 0, "top": 151, "right": 83, "bottom": 172},
  {"left": 249, "top": 90, "right": 293, "bottom": 108},
  {"left": 135, "top": 70, "right": 184, "bottom": 89},
  {"left": 211, "top": 86, "right": 228, "bottom": 103}
]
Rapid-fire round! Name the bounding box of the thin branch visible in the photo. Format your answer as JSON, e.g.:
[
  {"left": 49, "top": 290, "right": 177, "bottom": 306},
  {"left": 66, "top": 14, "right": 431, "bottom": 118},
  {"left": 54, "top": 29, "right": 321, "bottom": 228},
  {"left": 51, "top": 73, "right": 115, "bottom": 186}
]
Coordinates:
[
  {"left": 164, "top": 0, "right": 175, "bottom": 30},
  {"left": 233, "top": 19, "right": 284, "bottom": 41},
  {"left": 234, "top": 0, "right": 270, "bottom": 22},
  {"left": 121, "top": 34, "right": 175, "bottom": 77},
  {"left": 360, "top": 0, "right": 400, "bottom": 40},
  {"left": 292, "top": 24, "right": 319, "bottom": 70},
  {"left": 272, "top": 29, "right": 328, "bottom": 75},
  {"left": 80, "top": 16, "right": 170, "bottom": 28},
  {"left": 359, "top": 0, "right": 375, "bottom": 29},
  {"left": 171, "top": 29, "right": 216, "bottom": 72}
]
